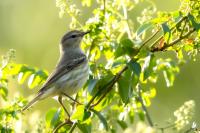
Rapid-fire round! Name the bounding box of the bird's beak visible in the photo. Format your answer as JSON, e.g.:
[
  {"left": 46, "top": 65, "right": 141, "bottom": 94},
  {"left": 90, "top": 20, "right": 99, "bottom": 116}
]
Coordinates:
[{"left": 81, "top": 30, "right": 90, "bottom": 36}]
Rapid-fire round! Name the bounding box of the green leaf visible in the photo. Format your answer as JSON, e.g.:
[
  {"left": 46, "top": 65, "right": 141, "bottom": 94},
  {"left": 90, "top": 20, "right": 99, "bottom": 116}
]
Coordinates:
[
  {"left": 71, "top": 105, "right": 91, "bottom": 121},
  {"left": 128, "top": 109, "right": 135, "bottom": 123},
  {"left": 163, "top": 70, "right": 175, "bottom": 87},
  {"left": 88, "top": 79, "right": 98, "bottom": 95},
  {"left": 112, "top": 58, "right": 126, "bottom": 68},
  {"left": 71, "top": 105, "right": 85, "bottom": 120},
  {"left": 91, "top": 109, "right": 108, "bottom": 130},
  {"left": 115, "top": 45, "right": 124, "bottom": 58},
  {"left": 115, "top": 39, "right": 138, "bottom": 58},
  {"left": 117, "top": 120, "right": 128, "bottom": 130},
  {"left": 128, "top": 60, "right": 141, "bottom": 77},
  {"left": 138, "top": 110, "right": 145, "bottom": 121},
  {"left": 161, "top": 23, "right": 171, "bottom": 43},
  {"left": 118, "top": 71, "right": 132, "bottom": 104},
  {"left": 17, "top": 72, "right": 30, "bottom": 84},
  {"left": 77, "top": 122, "right": 91, "bottom": 133},
  {"left": 188, "top": 13, "right": 200, "bottom": 31},
  {"left": 91, "top": 73, "right": 114, "bottom": 97},
  {"left": 143, "top": 54, "right": 156, "bottom": 81},
  {"left": 27, "top": 70, "right": 47, "bottom": 89},
  {"left": 136, "top": 22, "right": 153, "bottom": 37},
  {"left": 51, "top": 108, "right": 61, "bottom": 127},
  {"left": 45, "top": 108, "right": 58, "bottom": 127},
  {"left": 172, "top": 11, "right": 183, "bottom": 23},
  {"left": 0, "top": 86, "right": 8, "bottom": 100},
  {"left": 81, "top": 0, "right": 92, "bottom": 7},
  {"left": 120, "top": 39, "right": 138, "bottom": 57}
]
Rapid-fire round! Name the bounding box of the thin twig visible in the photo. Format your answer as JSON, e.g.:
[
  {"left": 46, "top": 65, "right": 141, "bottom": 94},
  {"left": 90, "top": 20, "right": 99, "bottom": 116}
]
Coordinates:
[
  {"left": 62, "top": 92, "right": 82, "bottom": 105},
  {"left": 138, "top": 29, "right": 160, "bottom": 51},
  {"left": 150, "top": 17, "right": 187, "bottom": 49},
  {"left": 90, "top": 65, "right": 128, "bottom": 107},
  {"left": 103, "top": 0, "right": 106, "bottom": 16},
  {"left": 69, "top": 122, "right": 77, "bottom": 133},
  {"left": 57, "top": 15, "right": 196, "bottom": 133},
  {"left": 137, "top": 84, "right": 154, "bottom": 127},
  {"left": 157, "top": 123, "right": 176, "bottom": 132},
  {"left": 53, "top": 120, "right": 72, "bottom": 133},
  {"left": 151, "top": 28, "right": 195, "bottom": 52}
]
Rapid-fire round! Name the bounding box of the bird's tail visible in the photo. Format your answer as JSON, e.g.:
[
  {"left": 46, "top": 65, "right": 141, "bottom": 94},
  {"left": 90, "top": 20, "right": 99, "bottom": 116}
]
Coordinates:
[{"left": 22, "top": 92, "right": 43, "bottom": 112}]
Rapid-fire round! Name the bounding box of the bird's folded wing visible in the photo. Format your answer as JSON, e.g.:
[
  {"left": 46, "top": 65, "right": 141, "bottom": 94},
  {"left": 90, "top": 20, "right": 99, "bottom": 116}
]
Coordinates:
[{"left": 38, "top": 55, "right": 87, "bottom": 93}]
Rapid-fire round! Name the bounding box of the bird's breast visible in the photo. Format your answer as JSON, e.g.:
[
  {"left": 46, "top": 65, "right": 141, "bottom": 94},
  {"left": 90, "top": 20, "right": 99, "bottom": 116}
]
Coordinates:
[{"left": 58, "top": 61, "right": 89, "bottom": 96}]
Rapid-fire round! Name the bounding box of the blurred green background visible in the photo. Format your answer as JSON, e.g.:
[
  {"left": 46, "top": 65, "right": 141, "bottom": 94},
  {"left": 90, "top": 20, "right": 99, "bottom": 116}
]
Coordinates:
[{"left": 0, "top": 0, "right": 199, "bottom": 129}]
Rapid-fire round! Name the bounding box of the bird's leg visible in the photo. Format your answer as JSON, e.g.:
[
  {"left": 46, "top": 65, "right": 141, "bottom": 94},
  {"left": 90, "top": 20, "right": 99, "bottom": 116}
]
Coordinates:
[
  {"left": 58, "top": 95, "right": 70, "bottom": 118},
  {"left": 62, "top": 92, "right": 82, "bottom": 105}
]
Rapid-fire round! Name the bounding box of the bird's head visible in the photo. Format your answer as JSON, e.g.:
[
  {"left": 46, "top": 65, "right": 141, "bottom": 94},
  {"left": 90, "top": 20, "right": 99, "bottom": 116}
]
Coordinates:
[{"left": 60, "top": 30, "right": 90, "bottom": 49}]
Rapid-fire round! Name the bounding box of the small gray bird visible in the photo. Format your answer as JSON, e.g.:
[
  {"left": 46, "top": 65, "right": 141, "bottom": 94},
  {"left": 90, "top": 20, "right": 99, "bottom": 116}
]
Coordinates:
[{"left": 22, "top": 30, "right": 90, "bottom": 117}]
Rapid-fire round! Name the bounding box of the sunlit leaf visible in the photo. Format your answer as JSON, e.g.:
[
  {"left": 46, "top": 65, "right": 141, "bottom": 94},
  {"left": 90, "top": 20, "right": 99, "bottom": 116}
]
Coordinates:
[
  {"left": 0, "top": 86, "right": 8, "bottom": 100},
  {"left": 143, "top": 54, "right": 156, "bottom": 81},
  {"left": 149, "top": 88, "right": 156, "bottom": 98},
  {"left": 71, "top": 105, "right": 91, "bottom": 122},
  {"left": 81, "top": 0, "right": 92, "bottom": 7},
  {"left": 163, "top": 70, "right": 175, "bottom": 87},
  {"left": 18, "top": 72, "right": 31, "bottom": 84}
]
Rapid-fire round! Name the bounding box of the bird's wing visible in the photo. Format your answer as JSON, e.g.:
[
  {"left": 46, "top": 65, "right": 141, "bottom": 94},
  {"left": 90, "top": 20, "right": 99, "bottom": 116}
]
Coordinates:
[{"left": 38, "top": 55, "right": 87, "bottom": 93}]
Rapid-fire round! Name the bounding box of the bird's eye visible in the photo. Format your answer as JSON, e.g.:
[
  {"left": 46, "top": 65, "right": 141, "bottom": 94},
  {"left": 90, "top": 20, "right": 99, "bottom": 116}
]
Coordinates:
[{"left": 71, "top": 35, "right": 77, "bottom": 38}]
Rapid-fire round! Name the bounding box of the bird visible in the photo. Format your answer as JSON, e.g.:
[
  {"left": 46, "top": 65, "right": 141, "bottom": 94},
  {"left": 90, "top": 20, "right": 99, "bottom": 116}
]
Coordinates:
[{"left": 22, "top": 30, "right": 90, "bottom": 117}]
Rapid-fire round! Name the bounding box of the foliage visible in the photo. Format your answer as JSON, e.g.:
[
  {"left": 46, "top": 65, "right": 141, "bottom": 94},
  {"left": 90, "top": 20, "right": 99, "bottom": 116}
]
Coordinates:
[{"left": 1, "top": 0, "right": 200, "bottom": 133}]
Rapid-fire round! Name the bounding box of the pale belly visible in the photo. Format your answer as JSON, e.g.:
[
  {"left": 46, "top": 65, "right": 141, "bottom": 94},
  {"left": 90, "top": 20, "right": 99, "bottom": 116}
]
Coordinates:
[{"left": 57, "top": 62, "right": 89, "bottom": 96}]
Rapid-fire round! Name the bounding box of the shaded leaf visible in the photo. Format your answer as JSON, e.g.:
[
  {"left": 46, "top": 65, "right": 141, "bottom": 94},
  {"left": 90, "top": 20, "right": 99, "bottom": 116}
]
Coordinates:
[
  {"left": 88, "top": 79, "right": 98, "bottom": 95},
  {"left": 45, "top": 108, "right": 58, "bottom": 127},
  {"left": 128, "top": 60, "right": 141, "bottom": 77},
  {"left": 118, "top": 71, "right": 132, "bottom": 104},
  {"left": 136, "top": 22, "right": 153, "bottom": 37},
  {"left": 161, "top": 23, "right": 171, "bottom": 43},
  {"left": 188, "top": 13, "right": 200, "bottom": 31},
  {"left": 77, "top": 122, "right": 91, "bottom": 133},
  {"left": 51, "top": 108, "right": 61, "bottom": 127},
  {"left": 91, "top": 109, "right": 108, "bottom": 130},
  {"left": 117, "top": 120, "right": 128, "bottom": 130}
]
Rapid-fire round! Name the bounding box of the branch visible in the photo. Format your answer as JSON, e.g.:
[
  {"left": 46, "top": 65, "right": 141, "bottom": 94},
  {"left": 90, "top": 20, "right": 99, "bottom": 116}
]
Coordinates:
[
  {"left": 90, "top": 65, "right": 128, "bottom": 107},
  {"left": 69, "top": 122, "right": 77, "bottom": 133},
  {"left": 55, "top": 15, "right": 197, "bottom": 133},
  {"left": 137, "top": 84, "right": 154, "bottom": 127},
  {"left": 150, "top": 16, "right": 187, "bottom": 49},
  {"left": 53, "top": 119, "right": 73, "bottom": 133},
  {"left": 138, "top": 29, "right": 160, "bottom": 51},
  {"left": 157, "top": 123, "right": 176, "bottom": 132},
  {"left": 151, "top": 28, "right": 195, "bottom": 52}
]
